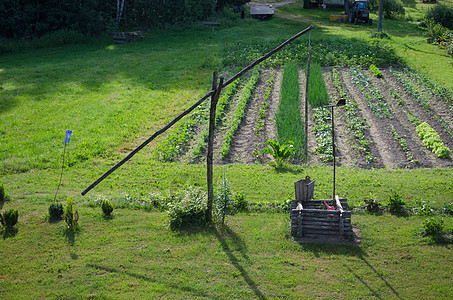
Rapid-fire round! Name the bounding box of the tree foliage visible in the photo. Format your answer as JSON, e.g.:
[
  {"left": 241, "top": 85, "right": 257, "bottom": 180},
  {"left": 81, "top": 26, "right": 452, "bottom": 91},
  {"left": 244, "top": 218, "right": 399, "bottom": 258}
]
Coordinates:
[{"left": 0, "top": 0, "right": 240, "bottom": 39}]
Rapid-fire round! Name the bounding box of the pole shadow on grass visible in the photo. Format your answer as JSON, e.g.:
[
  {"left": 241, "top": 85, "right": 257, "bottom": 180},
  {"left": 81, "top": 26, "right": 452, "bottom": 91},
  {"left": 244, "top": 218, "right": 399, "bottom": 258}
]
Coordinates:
[
  {"left": 214, "top": 226, "right": 266, "bottom": 300},
  {"left": 86, "top": 264, "right": 212, "bottom": 298}
]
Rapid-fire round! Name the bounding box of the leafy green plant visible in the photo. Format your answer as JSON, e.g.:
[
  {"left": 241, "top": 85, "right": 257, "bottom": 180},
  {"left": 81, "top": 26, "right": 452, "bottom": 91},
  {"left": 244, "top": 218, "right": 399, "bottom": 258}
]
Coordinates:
[
  {"left": 413, "top": 200, "right": 434, "bottom": 216},
  {"left": 262, "top": 139, "right": 294, "bottom": 168},
  {"left": 369, "top": 64, "right": 383, "bottom": 78},
  {"left": 425, "top": 4, "right": 453, "bottom": 30},
  {"left": 440, "top": 202, "right": 453, "bottom": 215},
  {"left": 363, "top": 194, "right": 382, "bottom": 214},
  {"left": 233, "top": 193, "right": 248, "bottom": 211},
  {"left": 64, "top": 197, "right": 79, "bottom": 230},
  {"left": 422, "top": 217, "right": 444, "bottom": 236},
  {"left": 416, "top": 122, "right": 451, "bottom": 158},
  {"left": 214, "top": 174, "right": 233, "bottom": 225},
  {"left": 0, "top": 184, "right": 11, "bottom": 202},
  {"left": 48, "top": 203, "right": 64, "bottom": 221},
  {"left": 313, "top": 107, "right": 334, "bottom": 162},
  {"left": 387, "top": 190, "right": 406, "bottom": 215},
  {"left": 167, "top": 187, "right": 207, "bottom": 230},
  {"left": 101, "top": 199, "right": 114, "bottom": 216},
  {"left": 0, "top": 209, "right": 19, "bottom": 229}
]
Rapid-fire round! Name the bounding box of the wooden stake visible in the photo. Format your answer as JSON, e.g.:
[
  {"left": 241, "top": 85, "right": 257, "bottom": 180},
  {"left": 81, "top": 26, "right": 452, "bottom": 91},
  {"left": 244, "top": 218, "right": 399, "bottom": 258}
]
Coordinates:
[
  {"left": 206, "top": 73, "right": 224, "bottom": 222},
  {"left": 304, "top": 53, "right": 311, "bottom": 166}
]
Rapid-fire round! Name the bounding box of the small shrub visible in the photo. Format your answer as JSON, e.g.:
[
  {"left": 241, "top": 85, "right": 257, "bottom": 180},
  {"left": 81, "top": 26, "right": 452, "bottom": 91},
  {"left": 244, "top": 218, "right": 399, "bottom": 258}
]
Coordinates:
[
  {"left": 387, "top": 190, "right": 406, "bottom": 214},
  {"left": 0, "top": 209, "right": 19, "bottom": 229},
  {"left": 233, "top": 193, "right": 248, "bottom": 211},
  {"left": 440, "top": 202, "right": 453, "bottom": 215},
  {"left": 64, "top": 198, "right": 79, "bottom": 229},
  {"left": 167, "top": 187, "right": 207, "bottom": 230},
  {"left": 48, "top": 203, "right": 64, "bottom": 221},
  {"left": 422, "top": 217, "right": 444, "bottom": 236},
  {"left": 214, "top": 174, "right": 233, "bottom": 225},
  {"left": 363, "top": 195, "right": 382, "bottom": 213},
  {"left": 413, "top": 200, "right": 434, "bottom": 216},
  {"left": 420, "top": 19, "right": 448, "bottom": 44},
  {"left": 370, "top": 32, "right": 390, "bottom": 39},
  {"left": 0, "top": 184, "right": 11, "bottom": 202},
  {"left": 425, "top": 4, "right": 453, "bottom": 30},
  {"left": 383, "top": 0, "right": 405, "bottom": 19},
  {"left": 101, "top": 199, "right": 114, "bottom": 216}
]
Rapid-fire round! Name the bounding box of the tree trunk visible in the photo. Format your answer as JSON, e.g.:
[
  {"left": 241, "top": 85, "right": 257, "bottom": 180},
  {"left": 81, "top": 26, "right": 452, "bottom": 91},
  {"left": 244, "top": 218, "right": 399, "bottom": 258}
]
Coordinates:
[
  {"left": 344, "top": 0, "right": 349, "bottom": 16},
  {"left": 378, "top": 0, "right": 383, "bottom": 32}
]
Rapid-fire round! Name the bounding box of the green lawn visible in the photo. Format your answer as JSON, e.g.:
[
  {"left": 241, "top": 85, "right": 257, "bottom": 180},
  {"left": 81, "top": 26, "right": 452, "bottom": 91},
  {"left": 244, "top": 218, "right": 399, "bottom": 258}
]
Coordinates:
[{"left": 1, "top": 2, "right": 453, "bottom": 298}]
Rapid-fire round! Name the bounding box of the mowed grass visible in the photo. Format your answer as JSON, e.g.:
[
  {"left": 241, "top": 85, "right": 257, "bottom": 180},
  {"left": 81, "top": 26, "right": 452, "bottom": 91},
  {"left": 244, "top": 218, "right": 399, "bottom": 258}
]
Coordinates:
[
  {"left": 1, "top": 6, "right": 453, "bottom": 299},
  {"left": 1, "top": 197, "right": 452, "bottom": 299}
]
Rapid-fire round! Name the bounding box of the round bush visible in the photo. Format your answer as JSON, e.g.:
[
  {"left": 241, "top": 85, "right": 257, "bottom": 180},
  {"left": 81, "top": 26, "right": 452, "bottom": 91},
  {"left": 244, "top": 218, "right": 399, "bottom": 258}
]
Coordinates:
[
  {"left": 1, "top": 209, "right": 18, "bottom": 229},
  {"left": 49, "top": 203, "right": 64, "bottom": 221},
  {"left": 101, "top": 199, "right": 114, "bottom": 216},
  {"left": 425, "top": 4, "right": 453, "bottom": 30}
]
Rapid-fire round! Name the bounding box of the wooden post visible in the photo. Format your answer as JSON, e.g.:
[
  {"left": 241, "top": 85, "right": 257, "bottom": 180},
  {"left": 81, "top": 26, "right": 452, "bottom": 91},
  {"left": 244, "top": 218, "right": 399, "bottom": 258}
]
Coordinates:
[
  {"left": 304, "top": 53, "right": 311, "bottom": 166},
  {"left": 206, "top": 73, "right": 224, "bottom": 223}
]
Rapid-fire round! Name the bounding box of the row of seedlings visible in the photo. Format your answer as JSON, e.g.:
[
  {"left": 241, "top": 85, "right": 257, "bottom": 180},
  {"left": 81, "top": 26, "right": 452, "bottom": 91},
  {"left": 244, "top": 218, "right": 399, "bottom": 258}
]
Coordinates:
[
  {"left": 390, "top": 67, "right": 453, "bottom": 138},
  {"left": 253, "top": 67, "right": 275, "bottom": 157},
  {"left": 332, "top": 68, "right": 375, "bottom": 163},
  {"left": 190, "top": 78, "right": 241, "bottom": 160},
  {"left": 349, "top": 67, "right": 395, "bottom": 119},
  {"left": 308, "top": 64, "right": 333, "bottom": 162},
  {"left": 220, "top": 66, "right": 261, "bottom": 159}
]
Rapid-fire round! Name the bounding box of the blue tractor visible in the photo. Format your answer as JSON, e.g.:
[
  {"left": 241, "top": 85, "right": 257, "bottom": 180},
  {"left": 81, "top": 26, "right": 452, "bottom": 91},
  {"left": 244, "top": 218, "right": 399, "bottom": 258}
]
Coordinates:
[{"left": 348, "top": 0, "right": 372, "bottom": 25}]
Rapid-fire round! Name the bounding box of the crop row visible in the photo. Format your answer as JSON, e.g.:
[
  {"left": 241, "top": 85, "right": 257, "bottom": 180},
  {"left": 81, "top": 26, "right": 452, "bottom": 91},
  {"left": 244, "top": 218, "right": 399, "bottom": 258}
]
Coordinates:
[
  {"left": 191, "top": 78, "right": 241, "bottom": 159},
  {"left": 313, "top": 107, "right": 333, "bottom": 162},
  {"left": 156, "top": 100, "right": 209, "bottom": 162},
  {"left": 332, "top": 68, "right": 375, "bottom": 163},
  {"left": 276, "top": 62, "right": 304, "bottom": 158},
  {"left": 308, "top": 63, "right": 329, "bottom": 107},
  {"left": 416, "top": 122, "right": 451, "bottom": 159},
  {"left": 389, "top": 124, "right": 417, "bottom": 163},
  {"left": 350, "top": 67, "right": 394, "bottom": 119},
  {"left": 253, "top": 68, "right": 275, "bottom": 156},
  {"left": 390, "top": 68, "right": 453, "bottom": 138},
  {"left": 220, "top": 66, "right": 260, "bottom": 159}
]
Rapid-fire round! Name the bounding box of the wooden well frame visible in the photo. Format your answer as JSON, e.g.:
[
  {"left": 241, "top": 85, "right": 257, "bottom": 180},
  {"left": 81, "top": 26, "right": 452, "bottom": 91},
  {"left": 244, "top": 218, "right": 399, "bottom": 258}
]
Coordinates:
[{"left": 290, "top": 177, "right": 352, "bottom": 240}]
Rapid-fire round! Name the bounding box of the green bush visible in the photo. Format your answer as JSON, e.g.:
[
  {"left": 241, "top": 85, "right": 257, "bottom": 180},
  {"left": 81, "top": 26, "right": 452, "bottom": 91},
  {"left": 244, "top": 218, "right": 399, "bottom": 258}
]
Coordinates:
[
  {"left": 48, "top": 203, "right": 64, "bottom": 221},
  {"left": 0, "top": 184, "right": 11, "bottom": 202},
  {"left": 64, "top": 198, "right": 79, "bottom": 229},
  {"left": 440, "top": 202, "right": 453, "bottom": 215},
  {"left": 233, "top": 193, "right": 248, "bottom": 211},
  {"left": 101, "top": 199, "right": 114, "bottom": 216},
  {"left": 425, "top": 4, "right": 453, "bottom": 30},
  {"left": 363, "top": 195, "right": 382, "bottom": 213},
  {"left": 413, "top": 200, "right": 434, "bottom": 216},
  {"left": 167, "top": 187, "right": 207, "bottom": 230},
  {"left": 370, "top": 32, "right": 390, "bottom": 39},
  {"left": 422, "top": 217, "right": 444, "bottom": 236},
  {"left": 0, "top": 209, "right": 19, "bottom": 229},
  {"left": 383, "top": 0, "right": 405, "bottom": 18},
  {"left": 387, "top": 190, "right": 406, "bottom": 214},
  {"left": 421, "top": 19, "right": 449, "bottom": 43}
]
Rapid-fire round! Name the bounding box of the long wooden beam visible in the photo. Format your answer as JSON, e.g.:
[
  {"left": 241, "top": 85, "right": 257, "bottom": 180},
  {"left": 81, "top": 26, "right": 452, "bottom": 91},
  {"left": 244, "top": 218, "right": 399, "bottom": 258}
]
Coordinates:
[{"left": 81, "top": 25, "right": 315, "bottom": 196}]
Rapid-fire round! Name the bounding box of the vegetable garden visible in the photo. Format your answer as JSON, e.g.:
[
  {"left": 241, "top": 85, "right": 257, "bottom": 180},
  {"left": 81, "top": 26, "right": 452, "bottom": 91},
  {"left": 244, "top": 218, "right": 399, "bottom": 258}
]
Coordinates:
[{"left": 156, "top": 45, "right": 453, "bottom": 169}]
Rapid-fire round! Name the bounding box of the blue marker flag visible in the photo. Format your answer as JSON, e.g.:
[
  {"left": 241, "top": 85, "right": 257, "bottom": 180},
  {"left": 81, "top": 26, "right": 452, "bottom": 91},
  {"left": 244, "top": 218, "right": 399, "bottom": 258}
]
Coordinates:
[{"left": 65, "top": 130, "right": 72, "bottom": 144}]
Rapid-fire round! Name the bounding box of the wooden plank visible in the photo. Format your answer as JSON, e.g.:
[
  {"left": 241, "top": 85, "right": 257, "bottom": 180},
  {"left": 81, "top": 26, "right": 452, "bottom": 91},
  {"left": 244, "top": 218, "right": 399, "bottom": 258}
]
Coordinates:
[{"left": 303, "top": 224, "right": 340, "bottom": 230}]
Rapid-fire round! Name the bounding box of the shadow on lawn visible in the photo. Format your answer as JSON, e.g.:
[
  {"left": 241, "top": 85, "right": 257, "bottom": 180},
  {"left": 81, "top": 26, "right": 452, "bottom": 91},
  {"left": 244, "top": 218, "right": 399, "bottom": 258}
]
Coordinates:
[
  {"left": 214, "top": 225, "right": 266, "bottom": 300},
  {"left": 344, "top": 256, "right": 402, "bottom": 300},
  {"left": 86, "top": 264, "right": 212, "bottom": 298}
]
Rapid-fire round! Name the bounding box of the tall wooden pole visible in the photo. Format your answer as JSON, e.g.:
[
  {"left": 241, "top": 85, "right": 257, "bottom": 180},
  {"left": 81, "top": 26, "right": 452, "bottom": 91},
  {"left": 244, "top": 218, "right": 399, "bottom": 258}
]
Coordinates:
[
  {"left": 206, "top": 73, "right": 223, "bottom": 223},
  {"left": 304, "top": 53, "right": 311, "bottom": 166},
  {"left": 332, "top": 105, "right": 336, "bottom": 202}
]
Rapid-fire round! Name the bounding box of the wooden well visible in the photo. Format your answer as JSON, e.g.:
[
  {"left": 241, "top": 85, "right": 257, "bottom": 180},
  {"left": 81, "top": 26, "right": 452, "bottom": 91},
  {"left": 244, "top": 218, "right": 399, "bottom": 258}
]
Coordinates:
[{"left": 290, "top": 177, "right": 352, "bottom": 240}]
